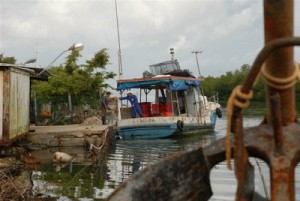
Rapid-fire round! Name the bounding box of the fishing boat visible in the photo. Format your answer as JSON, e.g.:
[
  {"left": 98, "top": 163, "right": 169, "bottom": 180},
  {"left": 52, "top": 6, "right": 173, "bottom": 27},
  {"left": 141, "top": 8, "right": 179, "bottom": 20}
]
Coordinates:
[{"left": 116, "top": 60, "right": 222, "bottom": 139}]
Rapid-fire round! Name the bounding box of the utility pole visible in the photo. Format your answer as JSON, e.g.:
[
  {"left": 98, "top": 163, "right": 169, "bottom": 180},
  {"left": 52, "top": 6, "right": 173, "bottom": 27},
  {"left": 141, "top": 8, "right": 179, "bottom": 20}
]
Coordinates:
[{"left": 191, "top": 50, "right": 202, "bottom": 78}]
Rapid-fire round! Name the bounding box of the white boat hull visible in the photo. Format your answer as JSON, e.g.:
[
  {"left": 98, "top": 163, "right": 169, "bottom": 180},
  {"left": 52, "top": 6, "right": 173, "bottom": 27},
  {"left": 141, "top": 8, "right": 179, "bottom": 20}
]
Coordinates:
[{"left": 117, "top": 113, "right": 217, "bottom": 139}]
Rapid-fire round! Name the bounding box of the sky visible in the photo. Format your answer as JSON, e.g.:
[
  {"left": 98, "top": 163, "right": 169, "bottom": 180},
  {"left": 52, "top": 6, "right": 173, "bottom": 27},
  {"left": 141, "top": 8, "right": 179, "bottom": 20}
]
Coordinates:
[{"left": 1, "top": 0, "right": 300, "bottom": 88}]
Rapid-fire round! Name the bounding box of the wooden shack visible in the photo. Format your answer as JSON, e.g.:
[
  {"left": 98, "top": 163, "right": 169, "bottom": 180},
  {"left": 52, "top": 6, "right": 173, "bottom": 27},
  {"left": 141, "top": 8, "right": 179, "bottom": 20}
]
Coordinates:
[{"left": 0, "top": 63, "right": 49, "bottom": 146}]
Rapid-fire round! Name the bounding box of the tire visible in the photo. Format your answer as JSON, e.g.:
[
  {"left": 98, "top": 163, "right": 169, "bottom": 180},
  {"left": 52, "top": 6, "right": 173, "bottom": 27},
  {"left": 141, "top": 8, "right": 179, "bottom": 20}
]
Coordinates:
[{"left": 216, "top": 108, "right": 222, "bottom": 118}]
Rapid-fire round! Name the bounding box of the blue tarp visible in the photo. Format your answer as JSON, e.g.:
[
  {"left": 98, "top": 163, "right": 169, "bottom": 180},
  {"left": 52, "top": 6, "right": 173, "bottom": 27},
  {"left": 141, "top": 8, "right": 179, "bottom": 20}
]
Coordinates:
[{"left": 117, "top": 78, "right": 201, "bottom": 91}]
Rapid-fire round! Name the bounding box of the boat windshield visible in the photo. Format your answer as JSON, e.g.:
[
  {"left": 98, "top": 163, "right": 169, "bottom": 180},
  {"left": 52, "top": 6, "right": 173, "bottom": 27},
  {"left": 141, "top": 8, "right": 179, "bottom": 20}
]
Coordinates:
[{"left": 149, "top": 60, "right": 181, "bottom": 75}]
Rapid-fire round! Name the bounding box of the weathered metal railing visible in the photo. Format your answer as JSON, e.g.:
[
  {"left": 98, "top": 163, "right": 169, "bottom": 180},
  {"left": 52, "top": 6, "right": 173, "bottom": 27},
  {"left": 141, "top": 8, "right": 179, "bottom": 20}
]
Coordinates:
[{"left": 107, "top": 1, "right": 300, "bottom": 200}]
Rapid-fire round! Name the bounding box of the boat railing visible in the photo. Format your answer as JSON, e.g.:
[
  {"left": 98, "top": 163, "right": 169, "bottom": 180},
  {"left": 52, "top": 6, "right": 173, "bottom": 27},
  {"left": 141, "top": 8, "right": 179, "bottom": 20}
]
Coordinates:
[{"left": 206, "top": 91, "right": 219, "bottom": 103}]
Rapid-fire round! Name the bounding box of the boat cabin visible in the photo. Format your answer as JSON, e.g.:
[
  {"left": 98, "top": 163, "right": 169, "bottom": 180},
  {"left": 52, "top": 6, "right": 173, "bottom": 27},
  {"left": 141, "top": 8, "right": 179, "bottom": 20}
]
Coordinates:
[{"left": 117, "top": 75, "right": 205, "bottom": 119}]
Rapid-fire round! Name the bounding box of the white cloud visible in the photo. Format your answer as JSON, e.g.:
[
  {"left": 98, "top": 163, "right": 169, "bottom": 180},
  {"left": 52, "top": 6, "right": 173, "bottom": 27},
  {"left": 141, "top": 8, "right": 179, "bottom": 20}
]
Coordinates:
[
  {"left": 169, "top": 36, "right": 187, "bottom": 52},
  {"left": 212, "top": 5, "right": 261, "bottom": 39},
  {"left": 0, "top": 0, "right": 299, "bottom": 80}
]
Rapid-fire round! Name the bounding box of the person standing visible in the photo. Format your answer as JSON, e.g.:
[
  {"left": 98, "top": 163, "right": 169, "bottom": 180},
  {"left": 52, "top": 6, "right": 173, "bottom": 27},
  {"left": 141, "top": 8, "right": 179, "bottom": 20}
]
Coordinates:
[
  {"left": 119, "top": 91, "right": 143, "bottom": 118},
  {"left": 101, "top": 92, "right": 111, "bottom": 125}
]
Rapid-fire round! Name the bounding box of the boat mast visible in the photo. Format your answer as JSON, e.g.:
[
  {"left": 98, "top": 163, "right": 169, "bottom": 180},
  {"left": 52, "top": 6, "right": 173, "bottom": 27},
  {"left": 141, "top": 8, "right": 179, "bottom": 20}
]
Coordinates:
[
  {"left": 192, "top": 49, "right": 207, "bottom": 119},
  {"left": 115, "top": 0, "right": 123, "bottom": 80}
]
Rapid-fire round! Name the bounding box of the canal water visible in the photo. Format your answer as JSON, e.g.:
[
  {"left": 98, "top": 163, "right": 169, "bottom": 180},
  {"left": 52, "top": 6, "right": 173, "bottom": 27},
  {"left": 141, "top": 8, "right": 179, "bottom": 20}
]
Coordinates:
[{"left": 30, "top": 113, "right": 300, "bottom": 200}]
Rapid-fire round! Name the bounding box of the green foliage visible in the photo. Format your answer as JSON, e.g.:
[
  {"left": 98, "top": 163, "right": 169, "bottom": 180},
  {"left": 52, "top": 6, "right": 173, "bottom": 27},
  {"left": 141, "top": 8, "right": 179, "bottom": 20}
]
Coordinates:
[
  {"left": 0, "top": 53, "right": 16, "bottom": 64},
  {"left": 203, "top": 62, "right": 300, "bottom": 102},
  {"left": 202, "top": 64, "right": 265, "bottom": 101},
  {"left": 85, "top": 48, "right": 110, "bottom": 73},
  {"left": 32, "top": 48, "right": 116, "bottom": 109},
  {"left": 65, "top": 49, "right": 81, "bottom": 74}
]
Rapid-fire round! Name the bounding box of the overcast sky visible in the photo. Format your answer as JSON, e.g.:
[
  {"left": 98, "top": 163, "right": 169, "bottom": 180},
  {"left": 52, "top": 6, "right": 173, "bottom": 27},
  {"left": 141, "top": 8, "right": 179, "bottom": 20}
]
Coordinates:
[{"left": 1, "top": 0, "right": 300, "bottom": 84}]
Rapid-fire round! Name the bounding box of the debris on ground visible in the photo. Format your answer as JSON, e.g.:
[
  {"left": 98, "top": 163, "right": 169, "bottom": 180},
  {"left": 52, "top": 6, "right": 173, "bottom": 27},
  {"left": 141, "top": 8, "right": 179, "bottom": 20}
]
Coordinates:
[
  {"left": 81, "top": 116, "right": 102, "bottom": 125},
  {"left": 0, "top": 161, "right": 31, "bottom": 201},
  {"left": 20, "top": 153, "right": 41, "bottom": 164}
]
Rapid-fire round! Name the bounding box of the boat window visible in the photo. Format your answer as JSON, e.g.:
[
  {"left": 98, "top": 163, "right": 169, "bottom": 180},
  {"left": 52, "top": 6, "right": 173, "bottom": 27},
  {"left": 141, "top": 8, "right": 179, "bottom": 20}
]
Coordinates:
[
  {"left": 159, "top": 89, "right": 166, "bottom": 103},
  {"left": 149, "top": 60, "right": 181, "bottom": 75}
]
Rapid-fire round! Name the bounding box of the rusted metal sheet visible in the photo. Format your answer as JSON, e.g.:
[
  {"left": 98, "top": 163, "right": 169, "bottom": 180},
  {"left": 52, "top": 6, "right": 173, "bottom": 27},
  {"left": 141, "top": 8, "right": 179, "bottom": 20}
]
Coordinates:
[
  {"left": 2, "top": 67, "right": 10, "bottom": 145},
  {"left": 0, "top": 71, "right": 3, "bottom": 140},
  {"left": 10, "top": 69, "right": 30, "bottom": 138},
  {"left": 0, "top": 65, "right": 31, "bottom": 146}
]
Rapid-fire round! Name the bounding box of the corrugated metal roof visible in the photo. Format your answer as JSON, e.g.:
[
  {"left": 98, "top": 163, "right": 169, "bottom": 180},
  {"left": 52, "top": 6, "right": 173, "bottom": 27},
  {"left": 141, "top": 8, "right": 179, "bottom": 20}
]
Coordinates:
[{"left": 0, "top": 63, "right": 51, "bottom": 81}]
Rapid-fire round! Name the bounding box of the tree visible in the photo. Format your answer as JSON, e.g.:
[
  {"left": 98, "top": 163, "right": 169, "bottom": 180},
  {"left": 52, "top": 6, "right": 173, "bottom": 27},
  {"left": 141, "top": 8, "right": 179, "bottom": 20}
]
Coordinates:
[
  {"left": 32, "top": 48, "right": 116, "bottom": 123},
  {"left": 0, "top": 53, "right": 16, "bottom": 64},
  {"left": 202, "top": 64, "right": 266, "bottom": 102}
]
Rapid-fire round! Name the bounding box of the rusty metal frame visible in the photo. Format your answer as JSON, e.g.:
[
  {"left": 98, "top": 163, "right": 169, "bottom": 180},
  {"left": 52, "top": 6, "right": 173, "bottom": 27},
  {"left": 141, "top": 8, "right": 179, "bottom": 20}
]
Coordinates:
[{"left": 1, "top": 68, "right": 11, "bottom": 146}]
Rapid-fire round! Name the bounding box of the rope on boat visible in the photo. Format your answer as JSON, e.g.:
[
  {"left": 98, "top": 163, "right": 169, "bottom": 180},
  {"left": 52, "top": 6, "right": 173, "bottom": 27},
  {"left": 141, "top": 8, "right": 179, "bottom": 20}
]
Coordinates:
[
  {"left": 261, "top": 62, "right": 300, "bottom": 90},
  {"left": 90, "top": 143, "right": 105, "bottom": 150},
  {"left": 226, "top": 85, "right": 253, "bottom": 170},
  {"left": 89, "top": 129, "right": 108, "bottom": 151},
  {"left": 255, "top": 158, "right": 269, "bottom": 200}
]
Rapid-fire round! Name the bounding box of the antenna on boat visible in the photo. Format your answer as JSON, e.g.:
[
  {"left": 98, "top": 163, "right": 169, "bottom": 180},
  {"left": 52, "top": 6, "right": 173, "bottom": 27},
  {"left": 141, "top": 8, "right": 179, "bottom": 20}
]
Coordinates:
[
  {"left": 34, "top": 41, "right": 39, "bottom": 67},
  {"left": 170, "top": 48, "right": 174, "bottom": 61},
  {"left": 115, "top": 0, "right": 123, "bottom": 79},
  {"left": 191, "top": 50, "right": 202, "bottom": 78}
]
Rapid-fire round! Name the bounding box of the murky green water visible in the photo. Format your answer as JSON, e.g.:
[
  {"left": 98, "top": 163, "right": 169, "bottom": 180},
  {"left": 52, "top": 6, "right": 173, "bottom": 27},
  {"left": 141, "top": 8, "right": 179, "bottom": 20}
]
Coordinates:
[{"left": 30, "top": 110, "right": 300, "bottom": 200}]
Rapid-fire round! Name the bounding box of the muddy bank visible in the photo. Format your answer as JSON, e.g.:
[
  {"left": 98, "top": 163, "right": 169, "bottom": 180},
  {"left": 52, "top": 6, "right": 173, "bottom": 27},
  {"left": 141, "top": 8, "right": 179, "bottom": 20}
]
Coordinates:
[
  {"left": 0, "top": 117, "right": 117, "bottom": 200},
  {"left": 28, "top": 125, "right": 114, "bottom": 147}
]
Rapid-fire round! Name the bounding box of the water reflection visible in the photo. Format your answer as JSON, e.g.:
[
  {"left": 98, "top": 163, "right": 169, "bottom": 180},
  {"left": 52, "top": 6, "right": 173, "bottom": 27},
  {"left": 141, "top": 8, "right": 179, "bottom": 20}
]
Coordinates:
[
  {"left": 106, "top": 134, "right": 215, "bottom": 185},
  {"left": 30, "top": 115, "right": 300, "bottom": 200},
  {"left": 30, "top": 133, "right": 217, "bottom": 200},
  {"left": 32, "top": 161, "right": 111, "bottom": 200}
]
